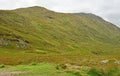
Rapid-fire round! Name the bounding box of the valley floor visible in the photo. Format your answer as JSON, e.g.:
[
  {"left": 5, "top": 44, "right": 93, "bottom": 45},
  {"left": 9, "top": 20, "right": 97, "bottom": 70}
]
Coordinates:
[
  {"left": 0, "top": 62, "right": 120, "bottom": 76},
  {"left": 0, "top": 49, "right": 120, "bottom": 76}
]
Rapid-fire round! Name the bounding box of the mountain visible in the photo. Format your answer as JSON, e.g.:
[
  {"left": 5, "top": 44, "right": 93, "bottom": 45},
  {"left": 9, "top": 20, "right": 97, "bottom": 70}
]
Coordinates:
[{"left": 0, "top": 6, "right": 120, "bottom": 54}]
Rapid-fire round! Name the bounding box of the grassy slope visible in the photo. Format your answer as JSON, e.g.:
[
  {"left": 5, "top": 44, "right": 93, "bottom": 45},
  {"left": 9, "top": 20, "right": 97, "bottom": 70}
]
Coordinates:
[
  {"left": 0, "top": 6, "right": 120, "bottom": 53},
  {"left": 0, "top": 6, "right": 120, "bottom": 66},
  {"left": 13, "top": 7, "right": 120, "bottom": 53},
  {"left": 0, "top": 6, "right": 120, "bottom": 76}
]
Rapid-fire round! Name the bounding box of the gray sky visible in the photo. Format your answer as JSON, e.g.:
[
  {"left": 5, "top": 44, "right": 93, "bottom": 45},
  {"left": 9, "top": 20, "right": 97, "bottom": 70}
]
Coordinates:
[{"left": 0, "top": 0, "right": 120, "bottom": 27}]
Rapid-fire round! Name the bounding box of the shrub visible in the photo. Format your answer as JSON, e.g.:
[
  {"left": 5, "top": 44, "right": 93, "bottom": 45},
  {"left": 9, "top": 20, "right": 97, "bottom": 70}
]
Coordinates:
[
  {"left": 88, "top": 68, "right": 120, "bottom": 76},
  {"left": 88, "top": 68, "right": 102, "bottom": 76},
  {"left": 66, "top": 71, "right": 82, "bottom": 76},
  {"left": 56, "top": 64, "right": 67, "bottom": 70},
  {"left": 0, "top": 64, "right": 5, "bottom": 68},
  {"left": 30, "top": 62, "right": 37, "bottom": 66},
  {"left": 106, "top": 68, "right": 120, "bottom": 76}
]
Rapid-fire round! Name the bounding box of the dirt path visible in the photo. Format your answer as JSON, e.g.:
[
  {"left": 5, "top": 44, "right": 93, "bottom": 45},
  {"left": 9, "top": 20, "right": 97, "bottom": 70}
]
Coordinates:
[{"left": 0, "top": 71, "right": 24, "bottom": 76}]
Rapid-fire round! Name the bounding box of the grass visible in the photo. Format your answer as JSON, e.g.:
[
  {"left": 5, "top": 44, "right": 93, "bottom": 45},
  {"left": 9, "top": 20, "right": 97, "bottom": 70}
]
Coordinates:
[
  {"left": 0, "top": 49, "right": 120, "bottom": 69},
  {"left": 0, "top": 48, "right": 120, "bottom": 76},
  {"left": 0, "top": 63, "right": 82, "bottom": 76},
  {"left": 0, "top": 63, "right": 120, "bottom": 76},
  {"left": 88, "top": 68, "right": 120, "bottom": 76}
]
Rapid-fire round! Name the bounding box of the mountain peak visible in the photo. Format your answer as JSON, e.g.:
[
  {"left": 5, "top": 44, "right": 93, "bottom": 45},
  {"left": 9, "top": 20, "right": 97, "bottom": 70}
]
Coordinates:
[
  {"left": 74, "top": 13, "right": 103, "bottom": 20},
  {"left": 28, "top": 6, "right": 45, "bottom": 9},
  {"left": 15, "top": 6, "right": 48, "bottom": 11},
  {"left": 14, "top": 6, "right": 54, "bottom": 13}
]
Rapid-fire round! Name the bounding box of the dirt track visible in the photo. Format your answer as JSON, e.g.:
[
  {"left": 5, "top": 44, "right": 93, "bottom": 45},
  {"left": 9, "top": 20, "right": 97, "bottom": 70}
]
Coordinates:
[{"left": 0, "top": 71, "right": 23, "bottom": 76}]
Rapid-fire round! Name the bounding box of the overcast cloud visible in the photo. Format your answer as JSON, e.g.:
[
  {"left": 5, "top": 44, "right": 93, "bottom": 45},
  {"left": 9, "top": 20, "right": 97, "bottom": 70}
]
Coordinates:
[{"left": 0, "top": 0, "right": 120, "bottom": 27}]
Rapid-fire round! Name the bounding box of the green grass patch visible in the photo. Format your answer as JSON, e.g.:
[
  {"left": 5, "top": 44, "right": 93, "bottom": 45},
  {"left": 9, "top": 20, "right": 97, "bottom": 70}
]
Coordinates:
[{"left": 0, "top": 63, "right": 82, "bottom": 76}]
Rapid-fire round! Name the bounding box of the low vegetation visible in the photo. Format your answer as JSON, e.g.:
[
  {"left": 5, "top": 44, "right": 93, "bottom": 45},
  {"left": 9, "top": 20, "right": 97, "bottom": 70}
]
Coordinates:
[{"left": 0, "top": 63, "right": 120, "bottom": 76}]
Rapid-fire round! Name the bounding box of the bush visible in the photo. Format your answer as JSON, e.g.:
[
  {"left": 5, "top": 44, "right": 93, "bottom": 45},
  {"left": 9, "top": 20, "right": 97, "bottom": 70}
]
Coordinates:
[
  {"left": 106, "top": 68, "right": 120, "bottom": 76},
  {"left": 88, "top": 68, "right": 102, "bottom": 76},
  {"left": 66, "top": 71, "right": 82, "bottom": 76},
  {"left": 88, "top": 68, "right": 120, "bottom": 76},
  {"left": 56, "top": 64, "right": 67, "bottom": 70},
  {"left": 0, "top": 64, "right": 5, "bottom": 68},
  {"left": 30, "top": 62, "right": 37, "bottom": 66}
]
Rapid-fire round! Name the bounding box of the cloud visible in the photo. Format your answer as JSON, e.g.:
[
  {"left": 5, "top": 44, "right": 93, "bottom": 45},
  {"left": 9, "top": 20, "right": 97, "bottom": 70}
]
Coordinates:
[
  {"left": 0, "top": 0, "right": 120, "bottom": 27},
  {"left": 0, "top": 0, "right": 36, "bottom": 9}
]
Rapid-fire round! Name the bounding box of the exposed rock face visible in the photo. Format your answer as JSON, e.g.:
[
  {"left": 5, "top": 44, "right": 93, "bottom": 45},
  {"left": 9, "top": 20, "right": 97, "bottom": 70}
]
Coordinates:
[
  {"left": 0, "top": 34, "right": 30, "bottom": 49},
  {"left": 0, "top": 38, "right": 10, "bottom": 46},
  {"left": 101, "top": 60, "right": 109, "bottom": 63},
  {"left": 101, "top": 59, "right": 120, "bottom": 64}
]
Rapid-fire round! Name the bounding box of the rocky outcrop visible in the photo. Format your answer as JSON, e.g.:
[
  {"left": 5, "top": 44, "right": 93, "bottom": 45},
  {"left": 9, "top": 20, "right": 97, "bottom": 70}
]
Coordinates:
[{"left": 0, "top": 34, "right": 30, "bottom": 49}]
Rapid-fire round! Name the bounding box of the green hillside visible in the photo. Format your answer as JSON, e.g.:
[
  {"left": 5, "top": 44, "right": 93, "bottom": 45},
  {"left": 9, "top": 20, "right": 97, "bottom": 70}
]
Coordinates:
[
  {"left": 1, "top": 6, "right": 120, "bottom": 76},
  {"left": 0, "top": 6, "right": 120, "bottom": 54}
]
